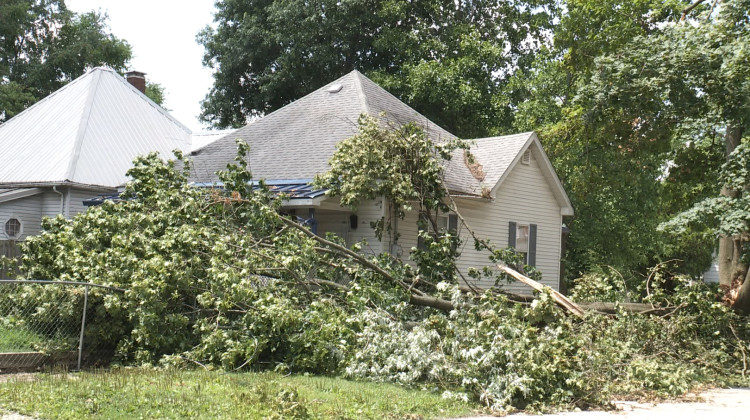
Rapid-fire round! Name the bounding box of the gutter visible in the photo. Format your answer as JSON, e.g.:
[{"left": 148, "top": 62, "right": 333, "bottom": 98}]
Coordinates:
[{"left": 52, "top": 185, "right": 64, "bottom": 215}]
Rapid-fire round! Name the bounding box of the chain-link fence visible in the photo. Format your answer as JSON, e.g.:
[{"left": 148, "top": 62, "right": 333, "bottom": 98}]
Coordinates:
[{"left": 0, "top": 280, "right": 124, "bottom": 372}]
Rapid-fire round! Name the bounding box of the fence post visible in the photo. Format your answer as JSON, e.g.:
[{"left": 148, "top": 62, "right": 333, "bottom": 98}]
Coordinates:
[{"left": 77, "top": 285, "right": 89, "bottom": 371}]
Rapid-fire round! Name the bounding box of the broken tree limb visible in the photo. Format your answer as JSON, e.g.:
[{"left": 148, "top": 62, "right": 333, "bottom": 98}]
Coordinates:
[
  {"left": 496, "top": 263, "right": 585, "bottom": 317},
  {"left": 281, "top": 215, "right": 422, "bottom": 295},
  {"left": 409, "top": 294, "right": 455, "bottom": 311}
]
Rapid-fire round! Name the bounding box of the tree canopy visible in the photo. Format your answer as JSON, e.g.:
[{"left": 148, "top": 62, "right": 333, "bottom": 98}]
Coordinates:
[
  {"left": 0, "top": 0, "right": 132, "bottom": 121},
  {"left": 198, "top": 0, "right": 558, "bottom": 137}
]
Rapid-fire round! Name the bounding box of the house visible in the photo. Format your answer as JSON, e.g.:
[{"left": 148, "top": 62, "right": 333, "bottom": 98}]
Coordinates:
[
  {"left": 0, "top": 67, "right": 200, "bottom": 274},
  {"left": 190, "top": 71, "right": 574, "bottom": 292}
]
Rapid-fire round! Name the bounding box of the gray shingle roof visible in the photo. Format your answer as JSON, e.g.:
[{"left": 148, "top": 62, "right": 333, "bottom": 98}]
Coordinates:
[
  {"left": 189, "top": 71, "right": 476, "bottom": 190},
  {"left": 189, "top": 70, "right": 570, "bottom": 209},
  {"left": 0, "top": 67, "right": 192, "bottom": 188}
]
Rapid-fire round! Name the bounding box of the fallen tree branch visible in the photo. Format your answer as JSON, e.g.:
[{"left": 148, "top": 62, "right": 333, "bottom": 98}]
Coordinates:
[
  {"left": 496, "top": 263, "right": 585, "bottom": 317},
  {"left": 409, "top": 293, "right": 455, "bottom": 311},
  {"left": 281, "top": 215, "right": 422, "bottom": 295}
]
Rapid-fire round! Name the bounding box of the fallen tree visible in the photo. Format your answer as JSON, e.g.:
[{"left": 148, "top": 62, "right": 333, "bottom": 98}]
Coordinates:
[{"left": 9, "top": 121, "right": 749, "bottom": 412}]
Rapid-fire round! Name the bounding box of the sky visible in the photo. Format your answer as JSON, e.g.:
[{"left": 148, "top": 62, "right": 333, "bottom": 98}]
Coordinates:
[{"left": 66, "top": 0, "right": 218, "bottom": 132}]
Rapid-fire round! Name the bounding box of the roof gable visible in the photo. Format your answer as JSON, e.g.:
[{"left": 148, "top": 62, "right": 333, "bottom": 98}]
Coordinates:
[
  {"left": 0, "top": 67, "right": 192, "bottom": 188},
  {"left": 475, "top": 132, "right": 573, "bottom": 215}
]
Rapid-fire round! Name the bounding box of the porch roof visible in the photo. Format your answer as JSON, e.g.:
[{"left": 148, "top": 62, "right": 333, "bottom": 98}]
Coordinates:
[{"left": 82, "top": 179, "right": 328, "bottom": 207}]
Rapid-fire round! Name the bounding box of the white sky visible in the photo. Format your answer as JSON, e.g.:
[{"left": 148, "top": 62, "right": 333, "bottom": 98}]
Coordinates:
[{"left": 66, "top": 0, "right": 218, "bottom": 132}]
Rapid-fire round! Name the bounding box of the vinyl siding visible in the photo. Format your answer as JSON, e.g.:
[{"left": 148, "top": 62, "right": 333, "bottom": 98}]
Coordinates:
[
  {"left": 0, "top": 187, "right": 107, "bottom": 243},
  {"left": 0, "top": 194, "right": 44, "bottom": 240},
  {"left": 346, "top": 199, "right": 384, "bottom": 254},
  {"left": 291, "top": 198, "right": 384, "bottom": 255},
  {"left": 456, "top": 148, "right": 562, "bottom": 292},
  {"left": 41, "top": 190, "right": 64, "bottom": 219},
  {"left": 68, "top": 188, "right": 109, "bottom": 217},
  {"left": 387, "top": 146, "right": 563, "bottom": 292}
]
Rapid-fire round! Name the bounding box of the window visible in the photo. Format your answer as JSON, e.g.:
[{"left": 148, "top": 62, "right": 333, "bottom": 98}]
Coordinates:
[
  {"left": 418, "top": 213, "right": 458, "bottom": 250},
  {"left": 515, "top": 224, "right": 529, "bottom": 254},
  {"left": 508, "top": 221, "right": 537, "bottom": 266},
  {"left": 435, "top": 214, "right": 458, "bottom": 234},
  {"left": 4, "top": 218, "right": 21, "bottom": 239}
]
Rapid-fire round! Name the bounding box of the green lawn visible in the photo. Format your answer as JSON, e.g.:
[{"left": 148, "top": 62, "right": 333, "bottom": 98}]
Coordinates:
[
  {"left": 0, "top": 325, "right": 43, "bottom": 353},
  {"left": 0, "top": 368, "right": 480, "bottom": 419}
]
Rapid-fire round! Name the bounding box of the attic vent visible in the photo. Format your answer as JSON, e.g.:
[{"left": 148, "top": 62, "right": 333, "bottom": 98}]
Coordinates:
[
  {"left": 326, "top": 83, "right": 343, "bottom": 93},
  {"left": 521, "top": 150, "right": 531, "bottom": 165}
]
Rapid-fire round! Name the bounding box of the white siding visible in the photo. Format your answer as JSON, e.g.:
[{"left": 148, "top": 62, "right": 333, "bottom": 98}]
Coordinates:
[
  {"left": 0, "top": 194, "right": 44, "bottom": 240},
  {"left": 290, "top": 198, "right": 384, "bottom": 254},
  {"left": 41, "top": 190, "right": 64, "bottom": 219},
  {"left": 0, "top": 187, "right": 108, "bottom": 243},
  {"left": 346, "top": 199, "right": 384, "bottom": 254},
  {"left": 457, "top": 148, "right": 562, "bottom": 292},
  {"left": 68, "top": 188, "right": 109, "bottom": 217},
  {"left": 385, "top": 146, "right": 564, "bottom": 292}
]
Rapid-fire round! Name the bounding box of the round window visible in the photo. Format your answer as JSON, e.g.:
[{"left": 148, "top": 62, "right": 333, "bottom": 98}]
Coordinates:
[{"left": 4, "top": 218, "right": 21, "bottom": 238}]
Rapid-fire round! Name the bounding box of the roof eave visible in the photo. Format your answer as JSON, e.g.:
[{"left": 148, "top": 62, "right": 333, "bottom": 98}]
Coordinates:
[
  {"left": 0, "top": 181, "right": 117, "bottom": 192},
  {"left": 0, "top": 188, "right": 44, "bottom": 204}
]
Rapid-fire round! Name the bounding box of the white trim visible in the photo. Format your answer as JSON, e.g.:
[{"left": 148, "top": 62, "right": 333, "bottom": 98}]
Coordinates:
[
  {"left": 0, "top": 188, "right": 44, "bottom": 204},
  {"left": 2, "top": 216, "right": 24, "bottom": 240}
]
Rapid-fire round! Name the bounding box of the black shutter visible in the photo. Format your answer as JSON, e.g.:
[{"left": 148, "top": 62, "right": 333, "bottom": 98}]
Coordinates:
[
  {"left": 508, "top": 221, "right": 516, "bottom": 248},
  {"left": 528, "top": 224, "right": 537, "bottom": 266}
]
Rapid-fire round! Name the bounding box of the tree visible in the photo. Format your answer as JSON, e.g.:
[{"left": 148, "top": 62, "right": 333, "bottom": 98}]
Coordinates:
[
  {"left": 145, "top": 82, "right": 167, "bottom": 107},
  {"left": 507, "top": 0, "right": 728, "bottom": 280},
  {"left": 561, "top": 0, "right": 750, "bottom": 310},
  {"left": 0, "top": 1, "right": 131, "bottom": 121},
  {"left": 198, "top": 0, "right": 558, "bottom": 137},
  {"left": 12, "top": 123, "right": 750, "bottom": 410}
]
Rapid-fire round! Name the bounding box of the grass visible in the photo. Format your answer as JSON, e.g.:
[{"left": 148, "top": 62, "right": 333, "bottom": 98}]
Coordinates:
[
  {"left": 0, "top": 368, "right": 480, "bottom": 419},
  {"left": 0, "top": 325, "right": 44, "bottom": 353}
]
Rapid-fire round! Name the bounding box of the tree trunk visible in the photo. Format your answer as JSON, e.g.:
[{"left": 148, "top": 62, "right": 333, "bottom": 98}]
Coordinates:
[{"left": 718, "top": 124, "right": 743, "bottom": 286}]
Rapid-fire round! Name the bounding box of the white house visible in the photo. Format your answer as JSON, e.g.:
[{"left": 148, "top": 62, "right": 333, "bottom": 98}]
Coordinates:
[
  {"left": 0, "top": 68, "right": 200, "bottom": 275},
  {"left": 190, "top": 71, "right": 574, "bottom": 292}
]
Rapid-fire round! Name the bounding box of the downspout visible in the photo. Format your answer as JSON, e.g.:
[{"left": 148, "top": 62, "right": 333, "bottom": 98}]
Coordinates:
[
  {"left": 52, "top": 186, "right": 64, "bottom": 216},
  {"left": 65, "top": 188, "right": 71, "bottom": 218}
]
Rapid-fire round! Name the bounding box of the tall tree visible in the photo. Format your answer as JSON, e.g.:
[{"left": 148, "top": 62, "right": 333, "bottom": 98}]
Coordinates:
[
  {"left": 507, "top": 0, "right": 726, "bottom": 279},
  {"left": 198, "top": 0, "right": 558, "bottom": 137},
  {"left": 0, "top": 0, "right": 131, "bottom": 121}
]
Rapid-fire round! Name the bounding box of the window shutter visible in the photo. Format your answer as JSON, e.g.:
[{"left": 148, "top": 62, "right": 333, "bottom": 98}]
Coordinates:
[
  {"left": 448, "top": 214, "right": 458, "bottom": 233},
  {"left": 508, "top": 221, "right": 516, "bottom": 248},
  {"left": 528, "top": 224, "right": 537, "bottom": 266}
]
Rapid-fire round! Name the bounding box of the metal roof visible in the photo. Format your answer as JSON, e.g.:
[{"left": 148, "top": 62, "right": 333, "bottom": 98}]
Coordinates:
[
  {"left": 0, "top": 67, "right": 192, "bottom": 188},
  {"left": 83, "top": 179, "right": 327, "bottom": 207}
]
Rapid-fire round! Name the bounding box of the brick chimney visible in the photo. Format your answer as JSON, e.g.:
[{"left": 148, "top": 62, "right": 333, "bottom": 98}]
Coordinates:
[{"left": 125, "top": 70, "right": 146, "bottom": 94}]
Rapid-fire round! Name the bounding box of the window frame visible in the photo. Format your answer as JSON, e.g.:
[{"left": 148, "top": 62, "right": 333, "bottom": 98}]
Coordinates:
[
  {"left": 508, "top": 221, "right": 537, "bottom": 266},
  {"left": 3, "top": 217, "right": 23, "bottom": 240}
]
